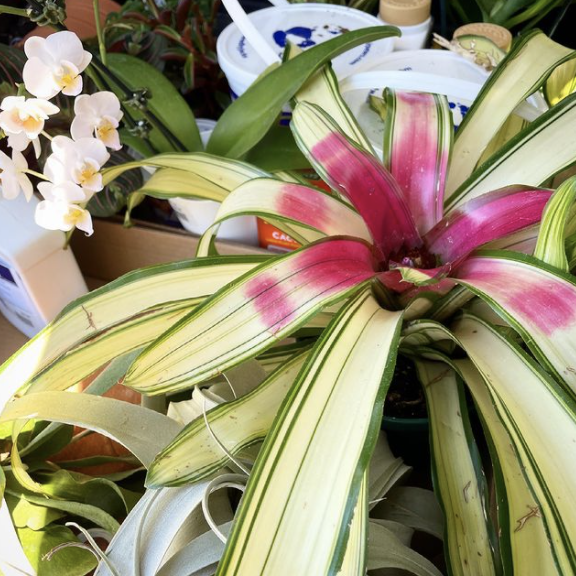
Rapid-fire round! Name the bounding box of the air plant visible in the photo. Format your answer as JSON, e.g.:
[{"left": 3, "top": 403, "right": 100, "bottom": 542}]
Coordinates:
[{"left": 3, "top": 27, "right": 576, "bottom": 575}]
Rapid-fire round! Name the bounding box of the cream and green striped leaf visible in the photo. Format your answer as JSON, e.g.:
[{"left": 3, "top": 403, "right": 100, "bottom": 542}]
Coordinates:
[
  {"left": 453, "top": 314, "right": 576, "bottom": 573},
  {"left": 102, "top": 152, "right": 268, "bottom": 188},
  {"left": 446, "top": 91, "right": 576, "bottom": 211},
  {"left": 534, "top": 176, "right": 576, "bottom": 271},
  {"left": 124, "top": 238, "right": 376, "bottom": 395},
  {"left": 295, "top": 63, "right": 375, "bottom": 153},
  {"left": 416, "top": 361, "right": 497, "bottom": 576},
  {"left": 336, "top": 472, "right": 368, "bottom": 576},
  {"left": 455, "top": 358, "right": 560, "bottom": 576},
  {"left": 0, "top": 257, "right": 264, "bottom": 406},
  {"left": 453, "top": 250, "right": 576, "bottom": 395},
  {"left": 214, "top": 289, "right": 403, "bottom": 575},
  {"left": 196, "top": 177, "right": 371, "bottom": 256},
  {"left": 147, "top": 350, "right": 308, "bottom": 487},
  {"left": 446, "top": 30, "right": 575, "bottom": 195}
]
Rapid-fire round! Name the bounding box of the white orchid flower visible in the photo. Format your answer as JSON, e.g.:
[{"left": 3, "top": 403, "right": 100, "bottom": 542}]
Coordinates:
[
  {"left": 0, "top": 96, "right": 59, "bottom": 153},
  {"left": 71, "top": 92, "right": 123, "bottom": 150},
  {"left": 35, "top": 181, "right": 93, "bottom": 235},
  {"left": 44, "top": 135, "right": 110, "bottom": 193},
  {"left": 0, "top": 150, "right": 33, "bottom": 201},
  {"left": 23, "top": 31, "right": 92, "bottom": 99}
]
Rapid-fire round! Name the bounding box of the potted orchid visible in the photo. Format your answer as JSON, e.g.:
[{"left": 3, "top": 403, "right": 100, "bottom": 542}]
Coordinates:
[{"left": 3, "top": 4, "right": 576, "bottom": 573}]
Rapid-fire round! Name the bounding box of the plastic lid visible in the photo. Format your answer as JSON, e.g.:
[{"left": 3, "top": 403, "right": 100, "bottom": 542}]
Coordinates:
[
  {"left": 217, "top": 3, "right": 393, "bottom": 86},
  {"left": 453, "top": 23, "right": 513, "bottom": 51},
  {"left": 379, "top": 0, "right": 431, "bottom": 26}
]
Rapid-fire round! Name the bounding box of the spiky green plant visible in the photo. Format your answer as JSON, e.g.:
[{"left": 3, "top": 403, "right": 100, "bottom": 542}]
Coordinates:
[{"left": 3, "top": 29, "right": 576, "bottom": 575}]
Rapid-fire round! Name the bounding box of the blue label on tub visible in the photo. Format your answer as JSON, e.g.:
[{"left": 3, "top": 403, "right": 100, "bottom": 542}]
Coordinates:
[{"left": 235, "top": 24, "right": 371, "bottom": 65}]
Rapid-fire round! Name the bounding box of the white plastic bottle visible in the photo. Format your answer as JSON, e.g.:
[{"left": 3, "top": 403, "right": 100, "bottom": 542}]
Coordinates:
[
  {"left": 0, "top": 194, "right": 87, "bottom": 337},
  {"left": 378, "top": 0, "right": 433, "bottom": 51}
]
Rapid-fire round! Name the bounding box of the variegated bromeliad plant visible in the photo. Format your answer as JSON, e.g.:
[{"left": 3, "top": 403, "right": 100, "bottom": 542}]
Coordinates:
[{"left": 3, "top": 28, "right": 576, "bottom": 576}]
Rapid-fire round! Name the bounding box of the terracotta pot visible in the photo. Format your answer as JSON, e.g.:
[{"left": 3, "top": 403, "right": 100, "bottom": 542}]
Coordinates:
[{"left": 22, "top": 0, "right": 121, "bottom": 42}]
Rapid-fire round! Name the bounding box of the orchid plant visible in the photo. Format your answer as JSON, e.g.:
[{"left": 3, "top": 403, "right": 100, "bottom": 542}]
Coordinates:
[
  {"left": 0, "top": 30, "right": 124, "bottom": 235},
  {"left": 3, "top": 24, "right": 576, "bottom": 576}
]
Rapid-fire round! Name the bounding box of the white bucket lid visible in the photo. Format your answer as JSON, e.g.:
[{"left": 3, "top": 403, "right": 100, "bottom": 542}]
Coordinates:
[{"left": 217, "top": 3, "right": 394, "bottom": 89}]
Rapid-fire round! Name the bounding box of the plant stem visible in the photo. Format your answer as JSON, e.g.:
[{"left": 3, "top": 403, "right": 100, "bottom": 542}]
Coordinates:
[
  {"left": 0, "top": 5, "right": 28, "bottom": 17},
  {"left": 93, "top": 0, "right": 108, "bottom": 65},
  {"left": 41, "top": 130, "right": 53, "bottom": 141},
  {"left": 24, "top": 169, "right": 49, "bottom": 180}
]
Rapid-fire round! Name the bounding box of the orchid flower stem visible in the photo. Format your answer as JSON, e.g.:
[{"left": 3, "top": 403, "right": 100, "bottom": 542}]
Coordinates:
[
  {"left": 0, "top": 5, "right": 28, "bottom": 17},
  {"left": 89, "top": 58, "right": 188, "bottom": 152},
  {"left": 41, "top": 130, "right": 53, "bottom": 141},
  {"left": 24, "top": 169, "right": 49, "bottom": 181},
  {"left": 93, "top": 0, "right": 108, "bottom": 66}
]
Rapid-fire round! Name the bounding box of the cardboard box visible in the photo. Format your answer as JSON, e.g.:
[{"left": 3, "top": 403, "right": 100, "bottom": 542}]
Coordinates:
[
  {"left": 70, "top": 217, "right": 266, "bottom": 281},
  {"left": 1, "top": 218, "right": 265, "bottom": 363}
]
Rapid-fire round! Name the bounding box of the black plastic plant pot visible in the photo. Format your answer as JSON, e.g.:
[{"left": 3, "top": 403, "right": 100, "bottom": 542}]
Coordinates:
[{"left": 381, "top": 415, "right": 430, "bottom": 470}]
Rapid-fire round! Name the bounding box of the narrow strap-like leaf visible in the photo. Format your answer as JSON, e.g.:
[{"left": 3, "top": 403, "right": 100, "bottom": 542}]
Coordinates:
[
  {"left": 147, "top": 351, "right": 309, "bottom": 487},
  {"left": 295, "top": 64, "right": 375, "bottom": 154},
  {"left": 417, "top": 361, "right": 497, "bottom": 576},
  {"left": 426, "top": 185, "right": 552, "bottom": 263},
  {"left": 452, "top": 314, "right": 576, "bottom": 572},
  {"left": 446, "top": 31, "right": 575, "bottom": 196},
  {"left": 0, "top": 257, "right": 263, "bottom": 406},
  {"left": 446, "top": 90, "right": 576, "bottom": 211},
  {"left": 0, "top": 392, "right": 181, "bottom": 468},
  {"left": 453, "top": 250, "right": 576, "bottom": 395},
  {"left": 534, "top": 176, "right": 576, "bottom": 271},
  {"left": 291, "top": 101, "right": 421, "bottom": 260},
  {"left": 383, "top": 89, "right": 452, "bottom": 235},
  {"left": 124, "top": 238, "right": 377, "bottom": 394},
  {"left": 196, "top": 178, "right": 372, "bottom": 256},
  {"left": 455, "top": 358, "right": 561, "bottom": 576},
  {"left": 216, "top": 289, "right": 403, "bottom": 575},
  {"left": 206, "top": 26, "right": 400, "bottom": 158}
]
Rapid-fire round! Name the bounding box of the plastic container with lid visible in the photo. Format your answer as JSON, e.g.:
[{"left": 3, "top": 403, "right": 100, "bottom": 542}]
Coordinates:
[
  {"left": 0, "top": 194, "right": 87, "bottom": 337},
  {"left": 339, "top": 49, "right": 547, "bottom": 157},
  {"left": 168, "top": 119, "right": 259, "bottom": 245},
  {"left": 378, "top": 0, "right": 433, "bottom": 51},
  {"left": 217, "top": 3, "right": 395, "bottom": 99}
]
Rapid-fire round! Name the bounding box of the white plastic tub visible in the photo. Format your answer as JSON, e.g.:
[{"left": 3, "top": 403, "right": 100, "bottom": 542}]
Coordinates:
[{"left": 217, "top": 3, "right": 395, "bottom": 98}]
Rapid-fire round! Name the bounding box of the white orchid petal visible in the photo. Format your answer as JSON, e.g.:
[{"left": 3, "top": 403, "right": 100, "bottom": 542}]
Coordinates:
[
  {"left": 99, "top": 127, "right": 122, "bottom": 150},
  {"left": 70, "top": 116, "right": 94, "bottom": 141},
  {"left": 6, "top": 131, "right": 31, "bottom": 153},
  {"left": 37, "top": 181, "right": 56, "bottom": 201},
  {"left": 45, "top": 31, "right": 84, "bottom": 67},
  {"left": 35, "top": 200, "right": 72, "bottom": 231},
  {"left": 75, "top": 208, "right": 94, "bottom": 235},
  {"left": 23, "top": 36, "right": 48, "bottom": 62},
  {"left": 32, "top": 137, "right": 42, "bottom": 158},
  {"left": 18, "top": 174, "right": 34, "bottom": 202},
  {"left": 44, "top": 154, "right": 68, "bottom": 184},
  {"left": 78, "top": 51, "right": 93, "bottom": 73},
  {"left": 0, "top": 96, "right": 25, "bottom": 111},
  {"left": 61, "top": 74, "right": 83, "bottom": 97},
  {"left": 23, "top": 58, "right": 59, "bottom": 99},
  {"left": 11, "top": 150, "right": 28, "bottom": 171}
]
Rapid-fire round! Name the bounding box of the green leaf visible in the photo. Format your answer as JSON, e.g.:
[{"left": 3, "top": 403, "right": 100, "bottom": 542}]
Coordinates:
[
  {"left": 6, "top": 492, "right": 65, "bottom": 530},
  {"left": 452, "top": 313, "right": 576, "bottom": 573},
  {"left": 446, "top": 91, "right": 576, "bottom": 212},
  {"left": 216, "top": 289, "right": 403, "bottom": 575},
  {"left": 106, "top": 53, "right": 202, "bottom": 153},
  {"left": 124, "top": 238, "right": 376, "bottom": 394},
  {"left": 367, "top": 520, "right": 443, "bottom": 576},
  {"left": 0, "top": 392, "right": 181, "bottom": 468},
  {"left": 0, "top": 257, "right": 264, "bottom": 404},
  {"left": 545, "top": 58, "right": 576, "bottom": 106},
  {"left": 206, "top": 26, "right": 400, "bottom": 158},
  {"left": 446, "top": 30, "right": 575, "bottom": 196},
  {"left": 17, "top": 525, "right": 97, "bottom": 576},
  {"left": 417, "top": 361, "right": 497, "bottom": 576},
  {"left": 147, "top": 350, "right": 308, "bottom": 487},
  {"left": 534, "top": 176, "right": 576, "bottom": 271},
  {"left": 455, "top": 358, "right": 561, "bottom": 576}
]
